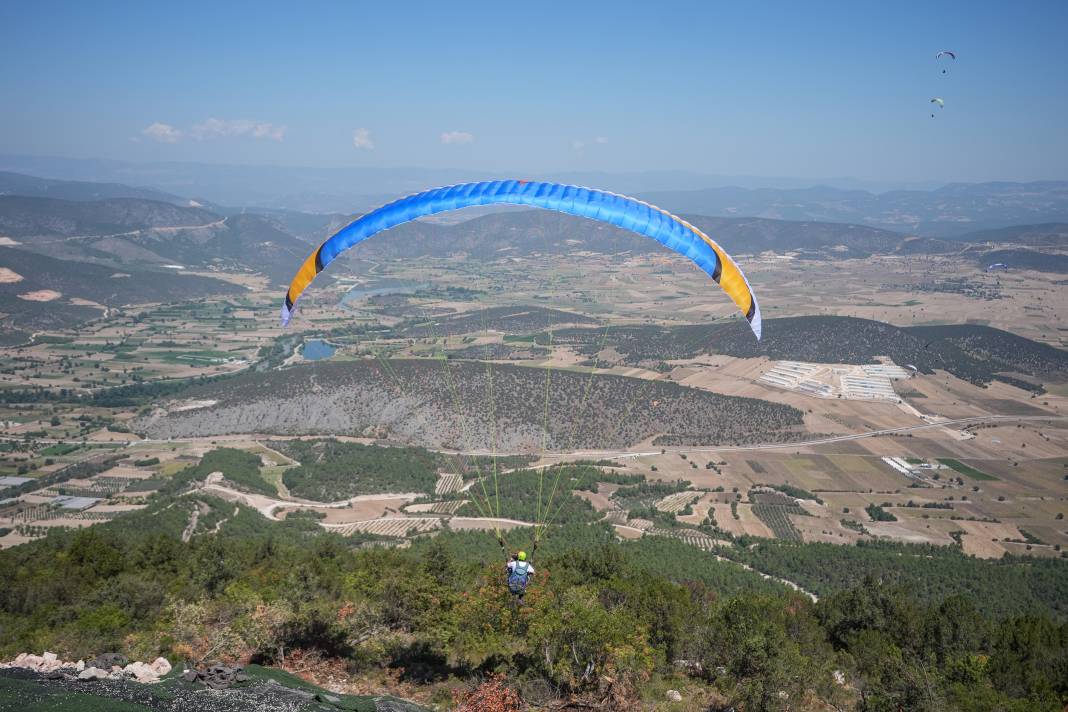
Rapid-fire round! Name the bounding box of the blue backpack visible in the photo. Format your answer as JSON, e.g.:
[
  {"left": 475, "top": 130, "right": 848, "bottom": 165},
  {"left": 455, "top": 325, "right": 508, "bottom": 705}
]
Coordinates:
[{"left": 508, "top": 561, "right": 531, "bottom": 593}]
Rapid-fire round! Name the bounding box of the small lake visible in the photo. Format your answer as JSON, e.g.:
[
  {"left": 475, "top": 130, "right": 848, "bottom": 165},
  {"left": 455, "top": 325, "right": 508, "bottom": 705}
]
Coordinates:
[
  {"left": 341, "top": 281, "right": 428, "bottom": 304},
  {"left": 302, "top": 339, "right": 336, "bottom": 361}
]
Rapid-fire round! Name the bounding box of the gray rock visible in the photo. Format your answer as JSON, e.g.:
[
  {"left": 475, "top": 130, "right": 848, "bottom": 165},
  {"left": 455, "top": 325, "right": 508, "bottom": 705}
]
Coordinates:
[
  {"left": 666, "top": 689, "right": 683, "bottom": 702},
  {"left": 77, "top": 666, "right": 109, "bottom": 681},
  {"left": 374, "top": 699, "right": 433, "bottom": 712},
  {"left": 91, "top": 653, "right": 127, "bottom": 669}
]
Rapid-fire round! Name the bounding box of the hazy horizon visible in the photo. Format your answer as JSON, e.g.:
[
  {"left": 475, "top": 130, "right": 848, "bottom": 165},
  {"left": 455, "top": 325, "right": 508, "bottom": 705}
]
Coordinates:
[{"left": 3, "top": 1, "right": 1067, "bottom": 185}]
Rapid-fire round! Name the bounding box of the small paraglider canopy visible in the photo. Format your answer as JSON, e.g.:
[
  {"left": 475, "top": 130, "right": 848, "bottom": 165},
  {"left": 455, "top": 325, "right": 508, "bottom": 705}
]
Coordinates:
[
  {"left": 936, "top": 50, "right": 956, "bottom": 73},
  {"left": 930, "top": 97, "right": 944, "bottom": 117}
]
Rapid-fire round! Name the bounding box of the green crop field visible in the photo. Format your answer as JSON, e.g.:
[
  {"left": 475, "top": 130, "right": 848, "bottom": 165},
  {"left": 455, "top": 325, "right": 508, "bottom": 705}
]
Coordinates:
[
  {"left": 938, "top": 458, "right": 999, "bottom": 481},
  {"left": 751, "top": 503, "right": 805, "bottom": 541}
]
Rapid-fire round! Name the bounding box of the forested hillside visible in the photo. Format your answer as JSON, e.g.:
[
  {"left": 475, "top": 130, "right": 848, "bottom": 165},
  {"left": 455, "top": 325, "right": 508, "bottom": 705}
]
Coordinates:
[
  {"left": 0, "top": 170, "right": 190, "bottom": 204},
  {"left": 0, "top": 196, "right": 216, "bottom": 238},
  {"left": 954, "top": 222, "right": 1068, "bottom": 246},
  {"left": 0, "top": 496, "right": 1065, "bottom": 711},
  {"left": 137, "top": 359, "right": 806, "bottom": 448},
  {"left": 0, "top": 197, "right": 315, "bottom": 284},
  {"left": 0, "top": 247, "right": 243, "bottom": 341},
  {"left": 547, "top": 315, "right": 1068, "bottom": 387},
  {"left": 977, "top": 248, "right": 1068, "bottom": 273}
]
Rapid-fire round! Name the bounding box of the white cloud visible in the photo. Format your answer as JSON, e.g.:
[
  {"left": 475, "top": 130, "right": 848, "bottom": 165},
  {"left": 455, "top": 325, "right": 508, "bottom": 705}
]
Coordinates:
[
  {"left": 142, "top": 122, "right": 182, "bottom": 143},
  {"left": 352, "top": 128, "right": 375, "bottom": 150},
  {"left": 140, "top": 118, "right": 285, "bottom": 143},
  {"left": 440, "top": 130, "right": 474, "bottom": 145},
  {"left": 191, "top": 118, "right": 286, "bottom": 141},
  {"left": 573, "top": 135, "right": 609, "bottom": 151}
]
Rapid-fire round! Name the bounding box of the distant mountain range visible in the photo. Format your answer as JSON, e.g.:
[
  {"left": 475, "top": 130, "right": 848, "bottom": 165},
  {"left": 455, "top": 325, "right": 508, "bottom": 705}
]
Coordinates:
[
  {"left": 639, "top": 182, "right": 1068, "bottom": 237},
  {"left": 341, "top": 209, "right": 912, "bottom": 260},
  {"left": 0, "top": 196, "right": 217, "bottom": 238},
  {"left": 0, "top": 154, "right": 948, "bottom": 210},
  {"left": 0, "top": 170, "right": 1065, "bottom": 344},
  {"left": 950, "top": 222, "right": 1068, "bottom": 245},
  {"left": 0, "top": 196, "right": 310, "bottom": 284},
  {"left": 0, "top": 171, "right": 193, "bottom": 205},
  {"left": 0, "top": 180, "right": 1064, "bottom": 280},
  {"left": 1, "top": 156, "right": 1065, "bottom": 232}
]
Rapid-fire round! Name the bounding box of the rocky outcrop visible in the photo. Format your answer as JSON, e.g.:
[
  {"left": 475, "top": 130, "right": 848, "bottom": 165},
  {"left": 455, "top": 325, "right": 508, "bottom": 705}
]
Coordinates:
[
  {"left": 181, "top": 662, "right": 249, "bottom": 689},
  {"left": 1, "top": 652, "right": 171, "bottom": 683}
]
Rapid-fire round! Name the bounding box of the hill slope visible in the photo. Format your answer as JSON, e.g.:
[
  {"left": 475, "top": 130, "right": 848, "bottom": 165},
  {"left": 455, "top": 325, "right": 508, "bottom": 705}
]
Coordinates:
[
  {"left": 136, "top": 358, "right": 806, "bottom": 448},
  {"left": 548, "top": 315, "right": 1068, "bottom": 388},
  {"left": 346, "top": 209, "right": 907, "bottom": 260},
  {"left": 0, "top": 196, "right": 217, "bottom": 238},
  {"left": 0, "top": 197, "right": 309, "bottom": 284},
  {"left": 0, "top": 170, "right": 190, "bottom": 204},
  {"left": 0, "top": 247, "right": 243, "bottom": 340},
  {"left": 976, "top": 248, "right": 1068, "bottom": 273},
  {"left": 952, "top": 222, "right": 1068, "bottom": 246}
]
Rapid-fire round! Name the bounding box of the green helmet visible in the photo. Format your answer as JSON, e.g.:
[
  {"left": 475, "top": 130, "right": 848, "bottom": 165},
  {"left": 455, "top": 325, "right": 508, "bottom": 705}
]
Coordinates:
[{"left": 517, "top": 551, "right": 527, "bottom": 561}]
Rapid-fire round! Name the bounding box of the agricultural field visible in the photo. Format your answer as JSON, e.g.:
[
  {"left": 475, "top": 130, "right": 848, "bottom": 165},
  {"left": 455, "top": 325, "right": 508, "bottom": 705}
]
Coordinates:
[{"left": 0, "top": 245, "right": 1065, "bottom": 562}]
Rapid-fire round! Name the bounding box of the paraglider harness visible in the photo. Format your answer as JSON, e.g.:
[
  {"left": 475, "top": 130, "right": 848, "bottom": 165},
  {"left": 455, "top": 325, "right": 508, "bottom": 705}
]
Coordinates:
[
  {"left": 508, "top": 560, "right": 531, "bottom": 595},
  {"left": 500, "top": 536, "right": 536, "bottom": 598}
]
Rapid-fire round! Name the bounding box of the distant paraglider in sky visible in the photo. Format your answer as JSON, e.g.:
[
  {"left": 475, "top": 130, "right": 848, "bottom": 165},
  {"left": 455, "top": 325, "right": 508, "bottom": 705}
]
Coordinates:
[
  {"left": 928, "top": 50, "right": 956, "bottom": 116},
  {"left": 936, "top": 50, "right": 956, "bottom": 73}
]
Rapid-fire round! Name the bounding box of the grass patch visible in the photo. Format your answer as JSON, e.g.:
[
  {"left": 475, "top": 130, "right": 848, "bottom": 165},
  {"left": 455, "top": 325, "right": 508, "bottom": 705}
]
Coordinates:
[
  {"left": 1044, "top": 382, "right": 1068, "bottom": 397},
  {"left": 938, "top": 458, "right": 999, "bottom": 481},
  {"left": 260, "top": 465, "right": 291, "bottom": 497},
  {"left": 158, "top": 461, "right": 192, "bottom": 477},
  {"left": 40, "top": 443, "right": 80, "bottom": 456}
]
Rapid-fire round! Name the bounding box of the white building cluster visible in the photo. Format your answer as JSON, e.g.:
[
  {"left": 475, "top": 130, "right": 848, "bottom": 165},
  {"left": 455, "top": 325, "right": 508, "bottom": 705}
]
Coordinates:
[{"left": 758, "top": 361, "right": 911, "bottom": 402}]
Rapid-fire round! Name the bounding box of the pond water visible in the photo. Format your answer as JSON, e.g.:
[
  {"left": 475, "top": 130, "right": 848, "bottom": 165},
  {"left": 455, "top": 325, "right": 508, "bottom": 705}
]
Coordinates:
[
  {"left": 341, "top": 281, "right": 428, "bottom": 304},
  {"left": 302, "top": 339, "right": 336, "bottom": 361}
]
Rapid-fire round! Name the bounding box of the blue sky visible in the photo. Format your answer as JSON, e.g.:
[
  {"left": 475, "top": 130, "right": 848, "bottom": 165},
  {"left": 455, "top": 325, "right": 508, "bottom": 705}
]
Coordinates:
[{"left": 1, "top": 0, "right": 1066, "bottom": 183}]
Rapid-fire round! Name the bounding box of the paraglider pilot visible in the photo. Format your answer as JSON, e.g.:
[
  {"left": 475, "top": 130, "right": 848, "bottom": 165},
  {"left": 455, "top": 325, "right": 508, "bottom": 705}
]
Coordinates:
[{"left": 506, "top": 550, "right": 535, "bottom": 604}]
